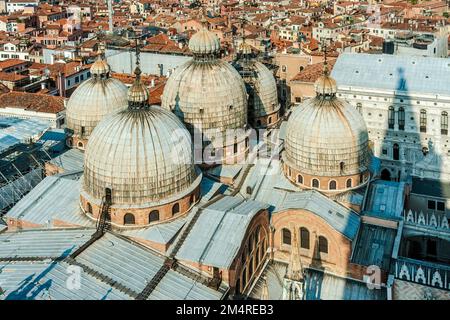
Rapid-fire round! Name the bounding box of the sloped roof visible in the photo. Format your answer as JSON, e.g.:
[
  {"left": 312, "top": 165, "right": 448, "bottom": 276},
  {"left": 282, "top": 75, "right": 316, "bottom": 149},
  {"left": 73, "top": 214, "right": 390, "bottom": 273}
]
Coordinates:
[{"left": 176, "top": 196, "right": 269, "bottom": 268}]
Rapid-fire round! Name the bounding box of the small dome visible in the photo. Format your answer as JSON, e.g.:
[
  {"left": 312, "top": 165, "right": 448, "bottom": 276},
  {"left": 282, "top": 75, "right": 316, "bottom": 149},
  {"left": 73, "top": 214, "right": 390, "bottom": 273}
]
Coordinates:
[
  {"left": 127, "top": 68, "right": 149, "bottom": 104},
  {"left": 314, "top": 74, "right": 337, "bottom": 96},
  {"left": 90, "top": 58, "right": 110, "bottom": 76},
  {"left": 66, "top": 66, "right": 128, "bottom": 140},
  {"left": 188, "top": 28, "right": 220, "bottom": 55},
  {"left": 284, "top": 72, "right": 370, "bottom": 182},
  {"left": 82, "top": 106, "right": 199, "bottom": 206}
]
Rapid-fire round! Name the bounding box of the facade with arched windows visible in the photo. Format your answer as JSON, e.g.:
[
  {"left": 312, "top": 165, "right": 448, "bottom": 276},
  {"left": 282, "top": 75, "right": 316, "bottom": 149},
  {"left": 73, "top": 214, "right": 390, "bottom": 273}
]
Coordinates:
[
  {"left": 333, "top": 53, "right": 450, "bottom": 182},
  {"left": 271, "top": 200, "right": 359, "bottom": 278}
]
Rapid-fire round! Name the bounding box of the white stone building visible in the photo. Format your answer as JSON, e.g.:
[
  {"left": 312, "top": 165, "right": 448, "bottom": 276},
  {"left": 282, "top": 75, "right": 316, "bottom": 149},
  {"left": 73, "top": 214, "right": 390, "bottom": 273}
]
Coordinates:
[{"left": 332, "top": 53, "right": 450, "bottom": 182}]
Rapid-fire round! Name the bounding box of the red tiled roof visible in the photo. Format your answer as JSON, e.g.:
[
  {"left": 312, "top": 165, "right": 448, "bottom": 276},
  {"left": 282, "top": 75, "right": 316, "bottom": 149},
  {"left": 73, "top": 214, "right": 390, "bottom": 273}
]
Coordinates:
[
  {"left": 0, "top": 92, "right": 64, "bottom": 113},
  {"left": 291, "top": 60, "right": 337, "bottom": 83}
]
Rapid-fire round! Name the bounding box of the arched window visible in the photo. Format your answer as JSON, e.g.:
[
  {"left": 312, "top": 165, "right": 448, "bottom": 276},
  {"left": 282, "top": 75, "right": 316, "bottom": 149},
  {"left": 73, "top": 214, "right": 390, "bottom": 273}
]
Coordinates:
[
  {"left": 420, "top": 109, "right": 427, "bottom": 133},
  {"left": 297, "top": 174, "right": 303, "bottom": 184},
  {"left": 329, "top": 180, "right": 337, "bottom": 190},
  {"left": 381, "top": 168, "right": 391, "bottom": 181},
  {"left": 172, "top": 203, "right": 180, "bottom": 215},
  {"left": 356, "top": 103, "right": 362, "bottom": 114},
  {"left": 234, "top": 142, "right": 238, "bottom": 154},
  {"left": 398, "top": 107, "right": 405, "bottom": 131},
  {"left": 312, "top": 179, "right": 319, "bottom": 188},
  {"left": 318, "top": 236, "right": 328, "bottom": 254},
  {"left": 268, "top": 116, "right": 272, "bottom": 124},
  {"left": 388, "top": 106, "right": 395, "bottom": 129},
  {"left": 300, "top": 227, "right": 310, "bottom": 249},
  {"left": 149, "top": 210, "right": 159, "bottom": 223},
  {"left": 86, "top": 202, "right": 92, "bottom": 214},
  {"left": 288, "top": 167, "right": 291, "bottom": 177},
  {"left": 441, "top": 111, "right": 448, "bottom": 135},
  {"left": 190, "top": 194, "right": 195, "bottom": 205},
  {"left": 346, "top": 178, "right": 352, "bottom": 188},
  {"left": 393, "top": 143, "right": 400, "bottom": 161},
  {"left": 339, "top": 161, "right": 345, "bottom": 173},
  {"left": 77, "top": 141, "right": 84, "bottom": 149},
  {"left": 123, "top": 213, "right": 135, "bottom": 225},
  {"left": 282, "top": 228, "right": 291, "bottom": 245}
]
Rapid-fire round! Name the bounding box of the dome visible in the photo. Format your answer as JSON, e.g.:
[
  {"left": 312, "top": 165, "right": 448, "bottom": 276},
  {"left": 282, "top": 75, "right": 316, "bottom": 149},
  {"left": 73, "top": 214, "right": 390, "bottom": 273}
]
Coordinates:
[
  {"left": 90, "top": 58, "right": 110, "bottom": 76},
  {"left": 188, "top": 27, "right": 221, "bottom": 55},
  {"left": 232, "top": 55, "right": 279, "bottom": 125},
  {"left": 82, "top": 106, "right": 199, "bottom": 206},
  {"left": 284, "top": 70, "right": 370, "bottom": 190},
  {"left": 66, "top": 57, "right": 128, "bottom": 142},
  {"left": 314, "top": 74, "right": 337, "bottom": 96}
]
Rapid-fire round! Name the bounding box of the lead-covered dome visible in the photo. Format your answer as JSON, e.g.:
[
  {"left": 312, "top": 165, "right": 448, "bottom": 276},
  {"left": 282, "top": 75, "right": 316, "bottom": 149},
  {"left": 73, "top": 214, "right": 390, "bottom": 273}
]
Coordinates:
[
  {"left": 188, "top": 28, "right": 221, "bottom": 55},
  {"left": 66, "top": 52, "right": 128, "bottom": 148},
  {"left": 283, "top": 64, "right": 370, "bottom": 192},
  {"left": 161, "top": 26, "right": 248, "bottom": 164},
  {"left": 232, "top": 42, "right": 279, "bottom": 128},
  {"left": 81, "top": 66, "right": 201, "bottom": 226}
]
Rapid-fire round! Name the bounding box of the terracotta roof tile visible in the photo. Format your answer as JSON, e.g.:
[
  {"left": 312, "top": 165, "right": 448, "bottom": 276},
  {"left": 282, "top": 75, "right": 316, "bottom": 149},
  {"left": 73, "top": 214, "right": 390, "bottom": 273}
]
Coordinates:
[{"left": 0, "top": 92, "right": 64, "bottom": 113}]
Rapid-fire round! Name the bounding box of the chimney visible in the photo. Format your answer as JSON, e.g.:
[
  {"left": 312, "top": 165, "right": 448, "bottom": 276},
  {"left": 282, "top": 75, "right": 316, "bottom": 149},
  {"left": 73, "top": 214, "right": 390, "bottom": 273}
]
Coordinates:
[
  {"left": 58, "top": 72, "right": 66, "bottom": 97},
  {"left": 151, "top": 78, "right": 155, "bottom": 87}
]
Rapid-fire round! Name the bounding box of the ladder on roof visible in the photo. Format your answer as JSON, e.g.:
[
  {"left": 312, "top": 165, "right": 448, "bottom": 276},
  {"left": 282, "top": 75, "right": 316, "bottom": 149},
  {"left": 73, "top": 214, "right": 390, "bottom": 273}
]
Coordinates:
[{"left": 69, "top": 190, "right": 112, "bottom": 259}]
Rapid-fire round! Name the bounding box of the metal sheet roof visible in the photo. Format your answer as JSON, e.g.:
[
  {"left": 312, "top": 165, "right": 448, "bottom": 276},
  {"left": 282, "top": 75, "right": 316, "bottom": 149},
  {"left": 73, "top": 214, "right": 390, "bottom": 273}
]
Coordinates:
[
  {"left": 0, "top": 117, "right": 50, "bottom": 153},
  {"left": 0, "top": 228, "right": 92, "bottom": 259},
  {"left": 304, "top": 268, "right": 387, "bottom": 300},
  {"left": 351, "top": 223, "right": 397, "bottom": 270},
  {"left": 121, "top": 214, "right": 187, "bottom": 244},
  {"left": 275, "top": 191, "right": 361, "bottom": 240},
  {"left": 148, "top": 270, "right": 223, "bottom": 300},
  {"left": 75, "top": 233, "right": 166, "bottom": 294},
  {"left": 0, "top": 261, "right": 132, "bottom": 300},
  {"left": 5, "top": 175, "right": 92, "bottom": 227},
  {"left": 332, "top": 53, "right": 450, "bottom": 96},
  {"left": 48, "top": 148, "right": 84, "bottom": 172},
  {"left": 176, "top": 196, "right": 269, "bottom": 268},
  {"left": 364, "top": 180, "right": 405, "bottom": 219}
]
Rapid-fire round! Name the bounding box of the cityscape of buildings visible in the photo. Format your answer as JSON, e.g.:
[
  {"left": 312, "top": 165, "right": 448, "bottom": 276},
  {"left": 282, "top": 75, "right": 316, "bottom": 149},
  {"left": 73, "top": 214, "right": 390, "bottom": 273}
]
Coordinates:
[{"left": 0, "top": 0, "right": 449, "bottom": 301}]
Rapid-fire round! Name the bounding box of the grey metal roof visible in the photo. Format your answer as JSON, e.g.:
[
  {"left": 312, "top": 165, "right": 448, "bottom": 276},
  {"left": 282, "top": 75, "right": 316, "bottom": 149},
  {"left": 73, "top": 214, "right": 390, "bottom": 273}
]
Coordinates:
[
  {"left": 364, "top": 180, "right": 405, "bottom": 219},
  {"left": 48, "top": 148, "right": 84, "bottom": 172},
  {"left": 303, "top": 268, "right": 387, "bottom": 300},
  {"left": 200, "top": 177, "right": 228, "bottom": 204},
  {"left": 249, "top": 261, "right": 387, "bottom": 300},
  {"left": 411, "top": 177, "right": 450, "bottom": 199},
  {"left": 0, "top": 228, "right": 92, "bottom": 259},
  {"left": 332, "top": 53, "right": 450, "bottom": 96},
  {"left": 351, "top": 223, "right": 397, "bottom": 271},
  {"left": 0, "top": 117, "right": 50, "bottom": 153},
  {"left": 176, "top": 196, "right": 269, "bottom": 269},
  {"left": 5, "top": 175, "right": 92, "bottom": 227},
  {"left": 275, "top": 191, "right": 361, "bottom": 240},
  {"left": 75, "top": 232, "right": 165, "bottom": 294},
  {"left": 148, "top": 270, "right": 223, "bottom": 300},
  {"left": 121, "top": 214, "right": 187, "bottom": 245},
  {"left": 0, "top": 261, "right": 132, "bottom": 300}
]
